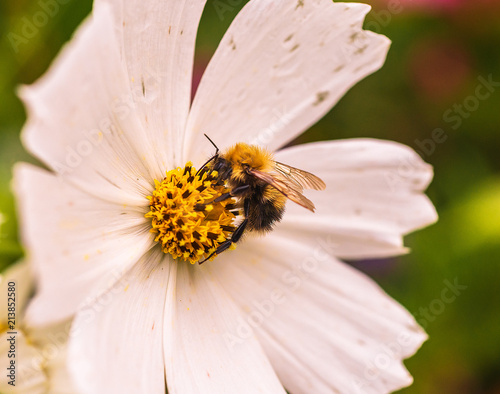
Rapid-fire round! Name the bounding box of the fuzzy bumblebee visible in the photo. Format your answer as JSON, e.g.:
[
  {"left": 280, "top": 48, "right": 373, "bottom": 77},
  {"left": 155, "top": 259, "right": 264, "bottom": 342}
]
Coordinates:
[{"left": 197, "top": 136, "right": 326, "bottom": 262}]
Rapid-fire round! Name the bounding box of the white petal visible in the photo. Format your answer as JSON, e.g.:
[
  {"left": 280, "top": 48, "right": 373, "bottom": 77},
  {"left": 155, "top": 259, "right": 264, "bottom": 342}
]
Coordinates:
[
  {"left": 94, "top": 0, "right": 207, "bottom": 167},
  {"left": 164, "top": 261, "right": 286, "bottom": 394},
  {"left": 26, "top": 320, "right": 79, "bottom": 394},
  {"left": 14, "top": 164, "right": 152, "bottom": 325},
  {"left": 0, "top": 330, "right": 47, "bottom": 394},
  {"left": 275, "top": 139, "right": 438, "bottom": 259},
  {"left": 0, "top": 261, "right": 33, "bottom": 323},
  {"left": 20, "top": 4, "right": 163, "bottom": 205},
  {"left": 45, "top": 346, "right": 78, "bottom": 394},
  {"left": 184, "top": 1, "right": 390, "bottom": 164},
  {"left": 68, "top": 249, "right": 169, "bottom": 394},
  {"left": 213, "top": 235, "right": 427, "bottom": 393}
]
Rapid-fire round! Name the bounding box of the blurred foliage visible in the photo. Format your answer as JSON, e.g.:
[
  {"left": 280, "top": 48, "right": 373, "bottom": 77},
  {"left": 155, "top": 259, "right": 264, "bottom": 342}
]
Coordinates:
[{"left": 1, "top": 0, "right": 499, "bottom": 393}]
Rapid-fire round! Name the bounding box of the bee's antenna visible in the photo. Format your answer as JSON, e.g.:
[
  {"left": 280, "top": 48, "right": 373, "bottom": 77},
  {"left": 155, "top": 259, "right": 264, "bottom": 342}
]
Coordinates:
[
  {"left": 197, "top": 134, "right": 220, "bottom": 175},
  {"left": 204, "top": 133, "right": 219, "bottom": 155}
]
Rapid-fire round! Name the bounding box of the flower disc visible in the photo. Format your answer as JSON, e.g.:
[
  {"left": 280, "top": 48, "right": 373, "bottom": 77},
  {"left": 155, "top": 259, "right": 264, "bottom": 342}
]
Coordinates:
[{"left": 146, "top": 163, "right": 237, "bottom": 263}]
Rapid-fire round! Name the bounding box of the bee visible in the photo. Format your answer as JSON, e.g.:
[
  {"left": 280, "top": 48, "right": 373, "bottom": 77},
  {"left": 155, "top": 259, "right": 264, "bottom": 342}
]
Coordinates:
[{"left": 198, "top": 135, "right": 325, "bottom": 263}]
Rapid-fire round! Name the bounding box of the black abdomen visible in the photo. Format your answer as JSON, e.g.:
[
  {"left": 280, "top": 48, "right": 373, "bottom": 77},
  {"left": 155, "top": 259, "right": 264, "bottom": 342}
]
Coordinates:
[{"left": 246, "top": 186, "right": 285, "bottom": 232}]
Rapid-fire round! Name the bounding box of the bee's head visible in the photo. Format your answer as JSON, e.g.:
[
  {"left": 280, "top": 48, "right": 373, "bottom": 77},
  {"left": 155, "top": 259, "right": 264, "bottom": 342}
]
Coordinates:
[
  {"left": 218, "top": 143, "right": 273, "bottom": 184},
  {"left": 225, "top": 143, "right": 273, "bottom": 170}
]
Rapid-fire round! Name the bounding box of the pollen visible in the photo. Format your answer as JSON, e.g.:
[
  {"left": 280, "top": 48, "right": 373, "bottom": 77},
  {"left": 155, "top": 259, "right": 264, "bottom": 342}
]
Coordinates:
[{"left": 145, "top": 162, "right": 237, "bottom": 264}]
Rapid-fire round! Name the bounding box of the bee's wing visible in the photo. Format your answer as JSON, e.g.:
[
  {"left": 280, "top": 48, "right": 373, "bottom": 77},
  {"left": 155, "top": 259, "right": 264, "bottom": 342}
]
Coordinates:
[
  {"left": 274, "top": 162, "right": 326, "bottom": 191},
  {"left": 248, "top": 169, "right": 317, "bottom": 212}
]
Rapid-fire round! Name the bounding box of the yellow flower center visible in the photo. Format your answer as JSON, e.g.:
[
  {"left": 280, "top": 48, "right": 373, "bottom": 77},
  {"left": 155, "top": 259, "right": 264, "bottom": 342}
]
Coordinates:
[{"left": 145, "top": 162, "right": 237, "bottom": 264}]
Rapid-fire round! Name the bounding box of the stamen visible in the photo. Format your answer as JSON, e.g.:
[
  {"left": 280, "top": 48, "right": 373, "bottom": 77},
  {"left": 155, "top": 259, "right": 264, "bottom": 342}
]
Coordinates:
[{"left": 146, "top": 162, "right": 237, "bottom": 264}]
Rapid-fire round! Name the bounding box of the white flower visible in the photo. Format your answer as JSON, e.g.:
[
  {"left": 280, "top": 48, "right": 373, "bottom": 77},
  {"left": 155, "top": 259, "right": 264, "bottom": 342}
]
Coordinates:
[
  {"left": 0, "top": 262, "right": 77, "bottom": 393},
  {"left": 14, "top": 0, "right": 437, "bottom": 393}
]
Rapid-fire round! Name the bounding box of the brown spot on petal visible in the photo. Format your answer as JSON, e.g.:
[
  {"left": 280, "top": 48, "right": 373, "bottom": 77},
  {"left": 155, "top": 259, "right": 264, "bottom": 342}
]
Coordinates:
[
  {"left": 334, "top": 64, "right": 345, "bottom": 73},
  {"left": 350, "top": 32, "right": 360, "bottom": 43},
  {"left": 354, "top": 45, "right": 368, "bottom": 55},
  {"left": 313, "top": 91, "right": 329, "bottom": 106}
]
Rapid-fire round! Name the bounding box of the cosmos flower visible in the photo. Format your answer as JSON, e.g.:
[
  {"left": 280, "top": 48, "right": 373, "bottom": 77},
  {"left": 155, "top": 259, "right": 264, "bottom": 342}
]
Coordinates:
[
  {"left": 0, "top": 262, "right": 76, "bottom": 393},
  {"left": 14, "top": 0, "right": 437, "bottom": 393}
]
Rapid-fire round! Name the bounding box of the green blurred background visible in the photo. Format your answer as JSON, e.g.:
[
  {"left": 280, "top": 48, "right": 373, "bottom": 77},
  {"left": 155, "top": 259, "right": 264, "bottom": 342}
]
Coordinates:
[{"left": 1, "top": 0, "right": 499, "bottom": 393}]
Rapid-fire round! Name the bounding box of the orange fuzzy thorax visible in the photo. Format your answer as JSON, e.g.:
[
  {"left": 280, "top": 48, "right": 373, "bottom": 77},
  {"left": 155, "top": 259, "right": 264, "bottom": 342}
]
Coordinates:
[{"left": 223, "top": 143, "right": 274, "bottom": 183}]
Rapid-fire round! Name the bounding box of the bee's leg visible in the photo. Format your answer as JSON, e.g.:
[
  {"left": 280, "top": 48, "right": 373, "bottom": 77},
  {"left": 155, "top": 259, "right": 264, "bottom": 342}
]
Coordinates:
[
  {"left": 195, "top": 185, "right": 249, "bottom": 212},
  {"left": 199, "top": 219, "right": 248, "bottom": 264},
  {"left": 213, "top": 185, "right": 250, "bottom": 203},
  {"left": 199, "top": 199, "right": 250, "bottom": 264}
]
